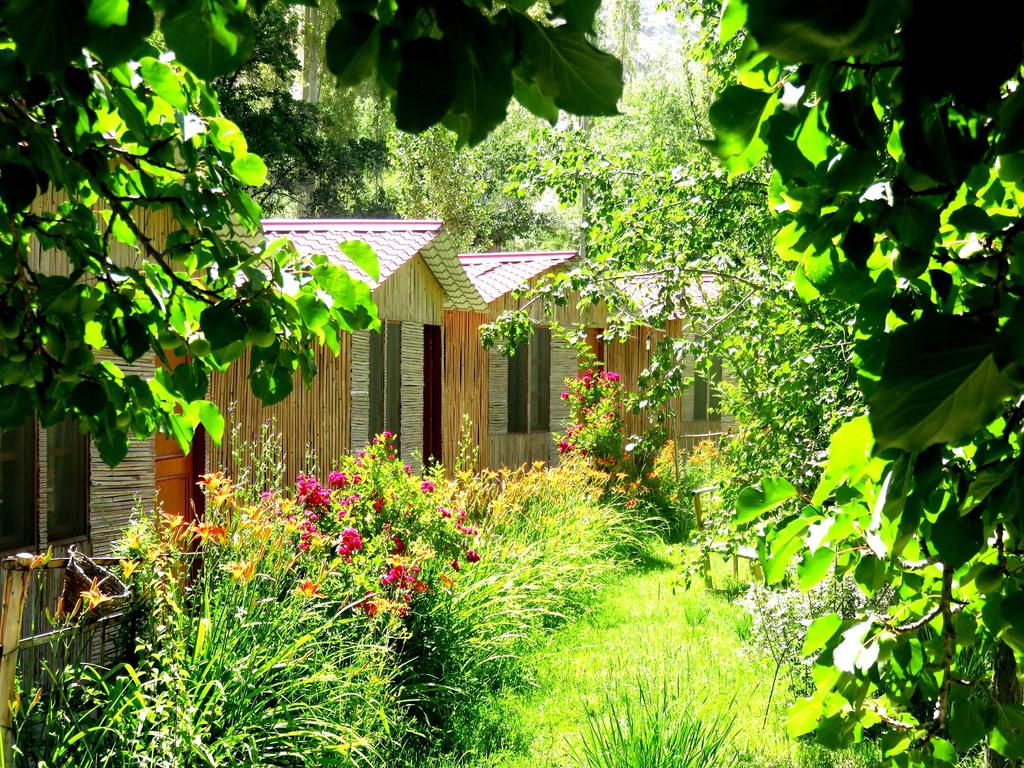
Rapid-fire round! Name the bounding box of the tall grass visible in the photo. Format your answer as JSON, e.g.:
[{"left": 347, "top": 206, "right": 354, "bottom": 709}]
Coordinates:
[
  {"left": 398, "top": 458, "right": 660, "bottom": 757},
  {"left": 572, "top": 675, "right": 739, "bottom": 768}
]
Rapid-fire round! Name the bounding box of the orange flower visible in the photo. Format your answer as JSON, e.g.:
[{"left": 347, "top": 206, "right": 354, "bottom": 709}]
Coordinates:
[
  {"left": 80, "top": 578, "right": 111, "bottom": 612},
  {"left": 438, "top": 573, "right": 456, "bottom": 588},
  {"left": 119, "top": 559, "right": 139, "bottom": 579},
  {"left": 194, "top": 520, "right": 227, "bottom": 544},
  {"left": 294, "top": 579, "right": 325, "bottom": 599},
  {"left": 28, "top": 547, "right": 52, "bottom": 571},
  {"left": 222, "top": 561, "right": 256, "bottom": 583}
]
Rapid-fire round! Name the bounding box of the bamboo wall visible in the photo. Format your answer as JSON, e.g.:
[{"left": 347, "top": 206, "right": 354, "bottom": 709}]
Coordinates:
[
  {"left": 401, "top": 322, "right": 425, "bottom": 472},
  {"left": 548, "top": 335, "right": 577, "bottom": 464},
  {"left": 208, "top": 253, "right": 447, "bottom": 482},
  {"left": 206, "top": 337, "right": 352, "bottom": 482},
  {"left": 442, "top": 310, "right": 490, "bottom": 472},
  {"left": 22, "top": 188, "right": 169, "bottom": 558}
]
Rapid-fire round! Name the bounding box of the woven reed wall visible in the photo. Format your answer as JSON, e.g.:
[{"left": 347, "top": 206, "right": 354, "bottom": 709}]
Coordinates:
[
  {"left": 205, "top": 337, "right": 352, "bottom": 482},
  {"left": 548, "top": 335, "right": 577, "bottom": 464},
  {"left": 350, "top": 330, "right": 371, "bottom": 453},
  {"left": 401, "top": 322, "right": 424, "bottom": 472},
  {"left": 23, "top": 188, "right": 169, "bottom": 556},
  {"left": 442, "top": 310, "right": 489, "bottom": 472},
  {"left": 376, "top": 257, "right": 444, "bottom": 325}
]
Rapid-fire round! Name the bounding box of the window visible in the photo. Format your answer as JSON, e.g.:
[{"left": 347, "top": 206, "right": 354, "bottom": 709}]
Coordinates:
[
  {"left": 585, "top": 327, "right": 605, "bottom": 365},
  {"left": 47, "top": 418, "right": 89, "bottom": 542},
  {"left": 507, "top": 328, "right": 552, "bottom": 435},
  {"left": 368, "top": 329, "right": 384, "bottom": 439},
  {"left": 385, "top": 322, "right": 402, "bottom": 451},
  {"left": 693, "top": 357, "right": 723, "bottom": 421},
  {"left": 530, "top": 327, "right": 550, "bottom": 432},
  {"left": 0, "top": 421, "right": 35, "bottom": 551},
  {"left": 507, "top": 342, "right": 528, "bottom": 434}
]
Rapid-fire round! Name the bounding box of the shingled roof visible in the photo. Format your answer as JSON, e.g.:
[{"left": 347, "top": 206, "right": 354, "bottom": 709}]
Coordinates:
[
  {"left": 458, "top": 251, "right": 577, "bottom": 304},
  {"left": 264, "top": 219, "right": 486, "bottom": 311}
]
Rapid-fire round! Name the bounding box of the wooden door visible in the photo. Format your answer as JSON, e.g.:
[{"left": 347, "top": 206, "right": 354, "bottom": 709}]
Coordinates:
[
  {"left": 423, "top": 324, "right": 443, "bottom": 467},
  {"left": 153, "top": 353, "right": 206, "bottom": 522}
]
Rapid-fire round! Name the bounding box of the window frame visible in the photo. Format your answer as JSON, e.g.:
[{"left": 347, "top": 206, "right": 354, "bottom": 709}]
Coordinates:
[
  {"left": 0, "top": 420, "right": 38, "bottom": 552},
  {"left": 46, "top": 417, "right": 90, "bottom": 544}
]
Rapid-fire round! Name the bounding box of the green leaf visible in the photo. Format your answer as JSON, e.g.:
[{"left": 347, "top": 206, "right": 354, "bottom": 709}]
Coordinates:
[
  {"left": 517, "top": 21, "right": 623, "bottom": 117},
  {"left": 86, "top": 0, "right": 154, "bottom": 64},
  {"left": 338, "top": 240, "right": 379, "bottom": 282},
  {"left": 798, "top": 547, "right": 834, "bottom": 589},
  {"left": 803, "top": 613, "right": 843, "bottom": 656},
  {"left": 513, "top": 77, "right": 559, "bottom": 124},
  {"left": 735, "top": 477, "right": 797, "bottom": 523},
  {"left": 394, "top": 38, "right": 457, "bottom": 133},
  {"left": 704, "top": 85, "right": 774, "bottom": 175},
  {"left": 323, "top": 12, "right": 380, "bottom": 87},
  {"left": 197, "top": 401, "right": 224, "bottom": 444},
  {"left": 87, "top": 0, "right": 128, "bottom": 27},
  {"left": 813, "top": 416, "right": 874, "bottom": 505},
  {"left": 161, "top": 3, "right": 254, "bottom": 80},
  {"left": 551, "top": 0, "right": 602, "bottom": 34},
  {"left": 990, "top": 704, "right": 1024, "bottom": 760},
  {"left": 445, "top": 32, "right": 514, "bottom": 146},
  {"left": 719, "top": 0, "right": 747, "bottom": 42},
  {"left": 0, "top": 386, "right": 33, "bottom": 428},
  {"left": 72, "top": 380, "right": 106, "bottom": 416},
  {"left": 7, "top": 0, "right": 88, "bottom": 72},
  {"left": 949, "top": 699, "right": 987, "bottom": 750},
  {"left": 869, "top": 315, "right": 1019, "bottom": 452},
  {"left": 200, "top": 301, "right": 247, "bottom": 350},
  {"left": 744, "top": 0, "right": 900, "bottom": 62},
  {"left": 931, "top": 505, "right": 983, "bottom": 569},
  {"left": 94, "top": 429, "right": 129, "bottom": 467},
  {"left": 231, "top": 154, "right": 267, "bottom": 187},
  {"left": 139, "top": 58, "right": 187, "bottom": 111}
]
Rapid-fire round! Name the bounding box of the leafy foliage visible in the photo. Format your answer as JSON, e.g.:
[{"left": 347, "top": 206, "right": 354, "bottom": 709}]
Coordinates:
[{"left": 699, "top": 0, "right": 1024, "bottom": 763}]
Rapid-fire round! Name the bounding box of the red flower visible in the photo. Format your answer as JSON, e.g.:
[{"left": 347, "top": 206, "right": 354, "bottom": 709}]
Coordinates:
[{"left": 466, "top": 550, "right": 481, "bottom": 563}]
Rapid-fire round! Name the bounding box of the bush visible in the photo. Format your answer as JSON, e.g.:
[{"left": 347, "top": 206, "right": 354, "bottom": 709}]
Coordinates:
[{"left": 17, "top": 432, "right": 655, "bottom": 767}]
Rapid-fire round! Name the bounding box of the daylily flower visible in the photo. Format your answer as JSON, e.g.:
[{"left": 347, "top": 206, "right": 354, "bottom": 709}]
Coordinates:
[
  {"left": 194, "top": 520, "right": 227, "bottom": 544},
  {"left": 222, "top": 561, "right": 256, "bottom": 583},
  {"left": 80, "top": 578, "right": 111, "bottom": 612},
  {"left": 294, "top": 579, "right": 325, "bottom": 599}
]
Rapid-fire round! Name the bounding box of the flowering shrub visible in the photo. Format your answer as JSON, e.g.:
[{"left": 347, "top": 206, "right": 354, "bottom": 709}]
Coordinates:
[
  {"left": 556, "top": 369, "right": 626, "bottom": 470},
  {"left": 266, "top": 432, "right": 480, "bottom": 619}
]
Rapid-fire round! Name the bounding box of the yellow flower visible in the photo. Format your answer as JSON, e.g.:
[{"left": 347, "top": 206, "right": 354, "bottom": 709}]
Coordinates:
[
  {"left": 119, "top": 559, "right": 139, "bottom": 579},
  {"left": 438, "top": 573, "right": 456, "bottom": 588},
  {"left": 28, "top": 547, "right": 52, "bottom": 571},
  {"left": 294, "top": 579, "right": 325, "bottom": 599},
  {"left": 80, "top": 578, "right": 111, "bottom": 612},
  {"left": 222, "top": 561, "right": 256, "bottom": 583},
  {"left": 194, "top": 520, "right": 227, "bottom": 544},
  {"left": 122, "top": 529, "right": 144, "bottom": 551}
]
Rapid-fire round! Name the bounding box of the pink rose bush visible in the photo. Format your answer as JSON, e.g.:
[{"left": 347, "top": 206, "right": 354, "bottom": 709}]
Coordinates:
[
  {"left": 275, "top": 432, "right": 480, "bottom": 620},
  {"left": 555, "top": 369, "right": 626, "bottom": 471}
]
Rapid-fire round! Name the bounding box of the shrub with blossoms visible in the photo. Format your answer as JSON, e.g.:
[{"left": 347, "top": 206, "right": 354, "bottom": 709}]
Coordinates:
[
  {"left": 269, "top": 432, "right": 481, "bottom": 619},
  {"left": 555, "top": 369, "right": 626, "bottom": 471}
]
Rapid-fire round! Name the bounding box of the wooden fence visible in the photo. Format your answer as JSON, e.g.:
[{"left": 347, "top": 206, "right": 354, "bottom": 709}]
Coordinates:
[{"left": 0, "top": 553, "right": 134, "bottom": 766}]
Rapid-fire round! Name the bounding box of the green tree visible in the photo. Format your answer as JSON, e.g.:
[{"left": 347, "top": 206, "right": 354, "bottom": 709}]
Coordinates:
[
  {"left": 213, "top": 4, "right": 394, "bottom": 217},
  {"left": 0, "top": 0, "right": 626, "bottom": 464},
  {"left": 699, "top": 1, "right": 1024, "bottom": 764}
]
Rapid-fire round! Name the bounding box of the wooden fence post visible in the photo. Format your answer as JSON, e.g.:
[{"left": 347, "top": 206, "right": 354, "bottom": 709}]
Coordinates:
[
  {"left": 0, "top": 555, "right": 31, "bottom": 768},
  {"left": 692, "top": 490, "right": 713, "bottom": 590}
]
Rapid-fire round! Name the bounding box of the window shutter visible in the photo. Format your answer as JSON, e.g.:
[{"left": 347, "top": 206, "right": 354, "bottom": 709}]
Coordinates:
[
  {"left": 693, "top": 369, "right": 708, "bottom": 421},
  {"left": 47, "top": 418, "right": 88, "bottom": 542},
  {"left": 368, "top": 329, "right": 384, "bottom": 439},
  {"left": 507, "top": 342, "right": 528, "bottom": 434},
  {"left": 0, "top": 420, "right": 35, "bottom": 551},
  {"left": 530, "top": 327, "right": 551, "bottom": 432},
  {"left": 385, "top": 321, "right": 403, "bottom": 450}
]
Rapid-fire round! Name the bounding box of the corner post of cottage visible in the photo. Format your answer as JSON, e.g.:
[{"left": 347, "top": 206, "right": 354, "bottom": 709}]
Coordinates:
[{"left": 0, "top": 554, "right": 31, "bottom": 767}]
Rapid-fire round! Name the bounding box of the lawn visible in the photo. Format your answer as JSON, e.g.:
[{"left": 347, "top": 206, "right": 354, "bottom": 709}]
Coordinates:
[{"left": 430, "top": 548, "right": 877, "bottom": 768}]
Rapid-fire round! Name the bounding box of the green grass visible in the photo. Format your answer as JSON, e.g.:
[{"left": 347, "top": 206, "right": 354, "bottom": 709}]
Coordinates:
[{"left": 422, "top": 547, "right": 877, "bottom": 768}]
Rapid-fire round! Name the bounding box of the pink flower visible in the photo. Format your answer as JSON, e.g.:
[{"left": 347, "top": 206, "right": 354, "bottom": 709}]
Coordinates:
[
  {"left": 382, "top": 430, "right": 393, "bottom": 439},
  {"left": 373, "top": 497, "right": 384, "bottom": 512},
  {"left": 450, "top": 558, "right": 461, "bottom": 572},
  {"left": 560, "top": 391, "right": 569, "bottom": 400},
  {"left": 404, "top": 464, "right": 412, "bottom": 475},
  {"left": 558, "top": 440, "right": 571, "bottom": 454},
  {"left": 328, "top": 471, "right": 347, "bottom": 488},
  {"left": 466, "top": 550, "right": 481, "bottom": 563},
  {"left": 336, "top": 527, "right": 364, "bottom": 560},
  {"left": 420, "top": 480, "right": 435, "bottom": 493},
  {"left": 439, "top": 506, "right": 452, "bottom": 519}
]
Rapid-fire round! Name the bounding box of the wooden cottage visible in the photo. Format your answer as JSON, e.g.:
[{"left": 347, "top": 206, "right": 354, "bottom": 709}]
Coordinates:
[
  {"left": 443, "top": 252, "right": 735, "bottom": 472},
  {"left": 0, "top": 189, "right": 174, "bottom": 561},
  {"left": 207, "top": 219, "right": 486, "bottom": 481}
]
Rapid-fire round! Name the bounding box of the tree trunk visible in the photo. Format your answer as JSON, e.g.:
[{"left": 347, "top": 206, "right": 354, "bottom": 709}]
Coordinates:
[{"left": 988, "top": 640, "right": 1022, "bottom": 768}]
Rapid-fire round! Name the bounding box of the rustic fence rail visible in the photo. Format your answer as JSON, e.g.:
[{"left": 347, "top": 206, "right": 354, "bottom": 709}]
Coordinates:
[{"left": 0, "top": 553, "right": 134, "bottom": 767}]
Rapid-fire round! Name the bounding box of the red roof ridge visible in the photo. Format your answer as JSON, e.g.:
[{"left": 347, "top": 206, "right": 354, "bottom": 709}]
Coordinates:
[{"left": 263, "top": 219, "right": 444, "bottom": 230}]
